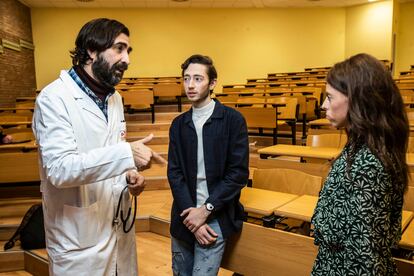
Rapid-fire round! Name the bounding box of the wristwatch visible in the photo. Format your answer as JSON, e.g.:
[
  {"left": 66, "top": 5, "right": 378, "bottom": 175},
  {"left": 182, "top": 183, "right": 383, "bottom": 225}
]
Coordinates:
[{"left": 205, "top": 202, "right": 214, "bottom": 212}]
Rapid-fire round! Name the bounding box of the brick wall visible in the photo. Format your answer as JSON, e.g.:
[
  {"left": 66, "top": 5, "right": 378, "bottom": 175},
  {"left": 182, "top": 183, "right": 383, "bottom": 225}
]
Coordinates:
[{"left": 0, "top": 0, "right": 36, "bottom": 107}]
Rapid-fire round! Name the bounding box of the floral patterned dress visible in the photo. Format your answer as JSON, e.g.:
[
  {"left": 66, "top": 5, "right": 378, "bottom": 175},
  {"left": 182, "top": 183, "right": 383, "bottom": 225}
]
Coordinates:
[{"left": 311, "top": 144, "right": 404, "bottom": 275}]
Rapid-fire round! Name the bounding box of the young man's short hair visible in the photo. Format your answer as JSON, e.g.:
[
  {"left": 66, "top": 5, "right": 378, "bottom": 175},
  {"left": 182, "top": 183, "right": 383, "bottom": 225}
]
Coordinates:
[
  {"left": 181, "top": 54, "right": 217, "bottom": 84},
  {"left": 70, "top": 18, "right": 129, "bottom": 66}
]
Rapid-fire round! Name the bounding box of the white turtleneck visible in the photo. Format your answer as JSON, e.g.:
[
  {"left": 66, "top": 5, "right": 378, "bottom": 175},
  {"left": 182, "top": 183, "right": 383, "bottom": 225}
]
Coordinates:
[{"left": 192, "top": 99, "right": 216, "bottom": 207}]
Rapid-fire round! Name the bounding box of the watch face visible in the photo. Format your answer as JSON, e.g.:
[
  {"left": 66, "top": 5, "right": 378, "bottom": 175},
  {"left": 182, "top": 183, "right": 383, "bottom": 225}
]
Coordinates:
[{"left": 206, "top": 203, "right": 214, "bottom": 211}]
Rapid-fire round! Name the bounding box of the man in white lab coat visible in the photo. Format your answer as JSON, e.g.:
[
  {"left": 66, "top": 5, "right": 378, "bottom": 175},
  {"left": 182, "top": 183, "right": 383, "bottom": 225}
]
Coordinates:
[{"left": 32, "top": 18, "right": 164, "bottom": 275}]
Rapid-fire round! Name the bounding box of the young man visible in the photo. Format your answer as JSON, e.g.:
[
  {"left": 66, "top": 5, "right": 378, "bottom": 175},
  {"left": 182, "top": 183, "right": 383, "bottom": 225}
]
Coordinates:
[
  {"left": 33, "top": 18, "right": 165, "bottom": 275},
  {"left": 168, "top": 54, "right": 249, "bottom": 275}
]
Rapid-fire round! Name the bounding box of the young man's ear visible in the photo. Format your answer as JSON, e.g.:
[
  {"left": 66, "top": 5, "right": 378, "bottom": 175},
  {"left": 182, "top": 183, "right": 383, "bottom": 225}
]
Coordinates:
[{"left": 209, "top": 79, "right": 217, "bottom": 91}]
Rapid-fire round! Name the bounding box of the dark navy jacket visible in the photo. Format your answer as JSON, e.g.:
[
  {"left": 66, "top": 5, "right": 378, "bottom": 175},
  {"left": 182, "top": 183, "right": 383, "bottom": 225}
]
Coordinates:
[{"left": 167, "top": 99, "right": 249, "bottom": 243}]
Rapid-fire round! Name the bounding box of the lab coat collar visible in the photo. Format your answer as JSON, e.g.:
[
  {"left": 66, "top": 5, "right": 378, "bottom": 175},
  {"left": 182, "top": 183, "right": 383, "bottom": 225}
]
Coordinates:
[{"left": 59, "top": 70, "right": 108, "bottom": 123}]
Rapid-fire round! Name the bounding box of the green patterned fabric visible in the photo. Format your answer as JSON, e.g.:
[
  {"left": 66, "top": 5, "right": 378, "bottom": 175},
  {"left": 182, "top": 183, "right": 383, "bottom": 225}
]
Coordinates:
[{"left": 311, "top": 144, "right": 403, "bottom": 275}]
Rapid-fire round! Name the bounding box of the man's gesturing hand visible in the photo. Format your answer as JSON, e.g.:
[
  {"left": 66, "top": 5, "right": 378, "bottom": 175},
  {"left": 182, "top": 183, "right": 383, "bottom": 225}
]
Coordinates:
[{"left": 129, "top": 133, "right": 167, "bottom": 169}]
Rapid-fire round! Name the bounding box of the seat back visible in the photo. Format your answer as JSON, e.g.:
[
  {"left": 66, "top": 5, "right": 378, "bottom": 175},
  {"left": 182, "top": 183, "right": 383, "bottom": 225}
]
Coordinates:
[
  {"left": 0, "top": 152, "right": 40, "bottom": 183},
  {"left": 15, "top": 101, "right": 35, "bottom": 115},
  {"left": 119, "top": 89, "right": 154, "bottom": 109},
  {"left": 153, "top": 83, "right": 183, "bottom": 97},
  {"left": 266, "top": 96, "right": 298, "bottom": 120},
  {"left": 10, "top": 131, "right": 35, "bottom": 143},
  {"left": 236, "top": 107, "right": 277, "bottom": 129},
  {"left": 306, "top": 133, "right": 347, "bottom": 148},
  {"left": 256, "top": 158, "right": 330, "bottom": 181},
  {"left": 252, "top": 168, "right": 322, "bottom": 196}
]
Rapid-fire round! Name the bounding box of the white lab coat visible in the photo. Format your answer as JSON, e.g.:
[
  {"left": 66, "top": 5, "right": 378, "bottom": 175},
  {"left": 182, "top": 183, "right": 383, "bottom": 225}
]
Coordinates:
[{"left": 32, "top": 70, "right": 138, "bottom": 276}]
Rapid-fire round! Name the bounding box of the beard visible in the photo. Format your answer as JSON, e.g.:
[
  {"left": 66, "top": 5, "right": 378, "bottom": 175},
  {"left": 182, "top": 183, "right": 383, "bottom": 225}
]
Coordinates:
[{"left": 91, "top": 54, "right": 128, "bottom": 88}]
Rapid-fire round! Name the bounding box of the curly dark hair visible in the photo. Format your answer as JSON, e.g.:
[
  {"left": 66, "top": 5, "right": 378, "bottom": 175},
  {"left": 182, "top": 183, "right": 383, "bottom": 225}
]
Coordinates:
[
  {"left": 327, "top": 53, "right": 409, "bottom": 190},
  {"left": 70, "top": 18, "right": 129, "bottom": 66}
]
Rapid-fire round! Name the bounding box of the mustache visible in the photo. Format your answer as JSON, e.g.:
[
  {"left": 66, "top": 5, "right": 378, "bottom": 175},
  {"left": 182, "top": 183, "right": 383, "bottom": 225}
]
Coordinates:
[{"left": 113, "top": 62, "right": 128, "bottom": 72}]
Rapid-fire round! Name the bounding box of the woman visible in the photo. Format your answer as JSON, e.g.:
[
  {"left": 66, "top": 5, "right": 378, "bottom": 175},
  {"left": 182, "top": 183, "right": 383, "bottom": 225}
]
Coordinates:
[{"left": 311, "top": 53, "right": 409, "bottom": 275}]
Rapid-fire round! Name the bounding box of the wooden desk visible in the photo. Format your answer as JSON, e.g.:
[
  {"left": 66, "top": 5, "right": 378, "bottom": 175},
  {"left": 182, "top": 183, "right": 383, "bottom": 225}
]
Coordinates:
[
  {"left": 402, "top": 210, "right": 414, "bottom": 231},
  {"left": 0, "top": 121, "right": 32, "bottom": 127},
  {"left": 0, "top": 107, "right": 34, "bottom": 112},
  {"left": 274, "top": 195, "right": 318, "bottom": 222},
  {"left": 265, "top": 90, "right": 314, "bottom": 96},
  {"left": 258, "top": 144, "right": 341, "bottom": 161},
  {"left": 240, "top": 187, "right": 298, "bottom": 216},
  {"left": 274, "top": 196, "right": 413, "bottom": 226},
  {"left": 400, "top": 219, "right": 414, "bottom": 250},
  {"left": 0, "top": 140, "right": 37, "bottom": 152},
  {"left": 16, "top": 97, "right": 36, "bottom": 102},
  {"left": 216, "top": 91, "right": 264, "bottom": 96},
  {"left": 221, "top": 101, "right": 285, "bottom": 110},
  {"left": 308, "top": 118, "right": 330, "bottom": 128},
  {"left": 222, "top": 83, "right": 265, "bottom": 88},
  {"left": 222, "top": 101, "right": 263, "bottom": 108}
]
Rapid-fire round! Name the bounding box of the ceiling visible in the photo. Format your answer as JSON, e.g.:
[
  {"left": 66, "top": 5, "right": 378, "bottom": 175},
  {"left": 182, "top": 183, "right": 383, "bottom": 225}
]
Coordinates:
[{"left": 18, "top": 0, "right": 409, "bottom": 9}]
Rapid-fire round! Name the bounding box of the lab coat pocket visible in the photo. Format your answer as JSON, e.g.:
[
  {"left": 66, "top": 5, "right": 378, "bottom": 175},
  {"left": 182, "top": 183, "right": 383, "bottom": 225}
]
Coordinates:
[{"left": 62, "top": 201, "right": 99, "bottom": 250}]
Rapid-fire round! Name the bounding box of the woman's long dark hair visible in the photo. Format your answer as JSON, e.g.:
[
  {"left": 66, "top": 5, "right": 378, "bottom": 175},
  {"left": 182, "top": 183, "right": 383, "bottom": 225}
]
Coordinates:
[{"left": 327, "top": 53, "right": 409, "bottom": 190}]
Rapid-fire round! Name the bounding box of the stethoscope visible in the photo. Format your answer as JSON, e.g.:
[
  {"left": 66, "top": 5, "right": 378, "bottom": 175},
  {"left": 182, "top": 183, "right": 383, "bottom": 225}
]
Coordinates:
[{"left": 113, "top": 185, "right": 137, "bottom": 233}]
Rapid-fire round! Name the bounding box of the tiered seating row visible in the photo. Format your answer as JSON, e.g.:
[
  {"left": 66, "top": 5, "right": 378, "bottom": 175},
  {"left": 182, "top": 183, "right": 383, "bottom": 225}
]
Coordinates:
[{"left": 116, "top": 76, "right": 186, "bottom": 113}]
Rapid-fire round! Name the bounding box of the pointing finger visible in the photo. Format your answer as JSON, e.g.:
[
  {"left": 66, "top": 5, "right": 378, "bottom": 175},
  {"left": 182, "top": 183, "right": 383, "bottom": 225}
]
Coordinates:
[
  {"left": 151, "top": 151, "right": 168, "bottom": 165},
  {"left": 138, "top": 133, "right": 154, "bottom": 144}
]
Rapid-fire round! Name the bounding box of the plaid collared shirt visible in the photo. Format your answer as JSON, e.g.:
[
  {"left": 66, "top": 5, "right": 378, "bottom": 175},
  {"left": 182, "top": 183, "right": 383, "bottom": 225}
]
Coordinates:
[{"left": 68, "top": 67, "right": 114, "bottom": 121}]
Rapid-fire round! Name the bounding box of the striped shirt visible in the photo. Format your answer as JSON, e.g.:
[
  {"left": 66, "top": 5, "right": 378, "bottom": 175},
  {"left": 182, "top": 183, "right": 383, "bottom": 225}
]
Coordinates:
[{"left": 68, "top": 67, "right": 114, "bottom": 121}]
